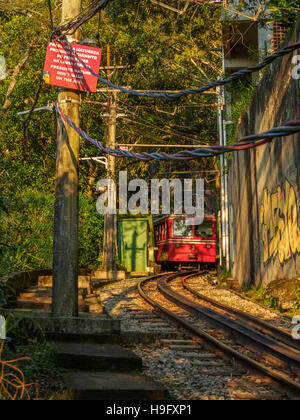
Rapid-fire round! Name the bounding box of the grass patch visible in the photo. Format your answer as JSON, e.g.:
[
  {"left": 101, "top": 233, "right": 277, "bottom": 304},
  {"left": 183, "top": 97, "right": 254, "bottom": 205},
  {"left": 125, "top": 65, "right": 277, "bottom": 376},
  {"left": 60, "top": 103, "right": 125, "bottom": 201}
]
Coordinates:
[
  {"left": 251, "top": 288, "right": 282, "bottom": 311},
  {"left": 296, "top": 291, "right": 300, "bottom": 314},
  {"left": 216, "top": 266, "right": 233, "bottom": 287},
  {"left": 215, "top": 270, "right": 299, "bottom": 316},
  {"left": 235, "top": 278, "right": 300, "bottom": 316},
  {"left": 0, "top": 315, "right": 67, "bottom": 400}
]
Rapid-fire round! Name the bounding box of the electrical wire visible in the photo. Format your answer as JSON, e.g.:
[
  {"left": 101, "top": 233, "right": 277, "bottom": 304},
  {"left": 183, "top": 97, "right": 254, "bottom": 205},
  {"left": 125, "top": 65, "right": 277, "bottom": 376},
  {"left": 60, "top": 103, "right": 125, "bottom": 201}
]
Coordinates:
[
  {"left": 56, "top": 38, "right": 300, "bottom": 101},
  {"left": 52, "top": 0, "right": 115, "bottom": 40},
  {"left": 121, "top": 116, "right": 209, "bottom": 143},
  {"left": 54, "top": 102, "right": 300, "bottom": 162},
  {"left": 46, "top": 0, "right": 54, "bottom": 32}
]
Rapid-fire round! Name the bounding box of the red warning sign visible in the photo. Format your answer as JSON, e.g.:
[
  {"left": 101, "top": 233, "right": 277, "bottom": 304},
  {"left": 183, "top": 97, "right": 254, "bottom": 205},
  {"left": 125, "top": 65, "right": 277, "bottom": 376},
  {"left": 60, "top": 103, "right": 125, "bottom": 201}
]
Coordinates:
[{"left": 43, "top": 42, "right": 102, "bottom": 92}]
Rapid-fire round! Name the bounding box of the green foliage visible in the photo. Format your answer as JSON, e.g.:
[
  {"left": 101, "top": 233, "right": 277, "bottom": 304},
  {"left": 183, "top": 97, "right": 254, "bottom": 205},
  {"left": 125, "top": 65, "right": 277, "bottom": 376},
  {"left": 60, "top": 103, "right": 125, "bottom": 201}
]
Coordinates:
[
  {"left": 0, "top": 190, "right": 104, "bottom": 276},
  {"left": 249, "top": 286, "right": 284, "bottom": 312},
  {"left": 78, "top": 194, "right": 104, "bottom": 269},
  {"left": 0, "top": 1, "right": 223, "bottom": 276},
  {"left": 0, "top": 281, "right": 7, "bottom": 307},
  {"left": 0, "top": 190, "right": 54, "bottom": 276},
  {"left": 226, "top": 78, "right": 257, "bottom": 145},
  {"left": 296, "top": 291, "right": 300, "bottom": 312},
  {"left": 0, "top": 197, "right": 8, "bottom": 215},
  {"left": 1, "top": 316, "right": 66, "bottom": 399},
  {"left": 81, "top": 0, "right": 222, "bottom": 178},
  {"left": 0, "top": 196, "right": 9, "bottom": 262},
  {"left": 16, "top": 341, "right": 60, "bottom": 384},
  {"left": 264, "top": 294, "right": 280, "bottom": 310},
  {"left": 265, "top": 1, "right": 300, "bottom": 26},
  {"left": 217, "top": 265, "right": 231, "bottom": 280}
]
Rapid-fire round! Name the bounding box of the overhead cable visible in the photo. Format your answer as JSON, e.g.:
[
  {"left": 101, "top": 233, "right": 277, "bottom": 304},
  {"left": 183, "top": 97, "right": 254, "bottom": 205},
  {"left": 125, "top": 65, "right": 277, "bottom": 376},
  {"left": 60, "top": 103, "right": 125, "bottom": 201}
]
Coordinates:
[
  {"left": 57, "top": 39, "right": 300, "bottom": 100},
  {"left": 54, "top": 102, "right": 300, "bottom": 161}
]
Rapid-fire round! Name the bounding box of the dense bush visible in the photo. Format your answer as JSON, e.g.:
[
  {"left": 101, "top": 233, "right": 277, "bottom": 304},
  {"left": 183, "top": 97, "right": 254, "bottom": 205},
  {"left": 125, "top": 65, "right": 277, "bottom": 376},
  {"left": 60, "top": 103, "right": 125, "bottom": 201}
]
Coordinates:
[
  {"left": 0, "top": 191, "right": 53, "bottom": 276},
  {"left": 0, "top": 282, "right": 7, "bottom": 307},
  {"left": 78, "top": 195, "right": 104, "bottom": 270},
  {"left": 296, "top": 291, "right": 300, "bottom": 313},
  {"left": 0, "top": 191, "right": 103, "bottom": 277}
]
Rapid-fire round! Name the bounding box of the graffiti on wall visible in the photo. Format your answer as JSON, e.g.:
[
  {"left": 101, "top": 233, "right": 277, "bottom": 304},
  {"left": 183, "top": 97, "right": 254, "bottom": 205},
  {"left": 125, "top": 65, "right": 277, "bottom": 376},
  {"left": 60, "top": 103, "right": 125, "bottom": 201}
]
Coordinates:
[{"left": 260, "top": 180, "right": 300, "bottom": 265}]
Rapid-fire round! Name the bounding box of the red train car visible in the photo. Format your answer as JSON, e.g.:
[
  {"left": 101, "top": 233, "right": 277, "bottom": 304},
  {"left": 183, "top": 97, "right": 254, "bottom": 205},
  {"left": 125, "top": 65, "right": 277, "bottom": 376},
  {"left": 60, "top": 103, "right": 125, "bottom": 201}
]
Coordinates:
[{"left": 154, "top": 215, "right": 217, "bottom": 269}]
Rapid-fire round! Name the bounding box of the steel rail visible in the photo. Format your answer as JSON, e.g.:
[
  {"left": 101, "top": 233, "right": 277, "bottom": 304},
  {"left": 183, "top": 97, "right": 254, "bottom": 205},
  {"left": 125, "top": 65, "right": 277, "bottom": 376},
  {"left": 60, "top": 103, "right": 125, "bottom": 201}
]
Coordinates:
[
  {"left": 137, "top": 272, "right": 300, "bottom": 398},
  {"left": 158, "top": 275, "right": 300, "bottom": 374},
  {"left": 182, "top": 273, "right": 300, "bottom": 352}
]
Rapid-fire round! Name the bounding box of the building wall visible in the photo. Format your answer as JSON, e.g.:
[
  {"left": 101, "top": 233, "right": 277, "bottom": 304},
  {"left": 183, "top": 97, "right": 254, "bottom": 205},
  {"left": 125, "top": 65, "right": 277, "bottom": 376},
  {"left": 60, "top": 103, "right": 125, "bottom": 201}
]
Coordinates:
[{"left": 228, "top": 19, "right": 300, "bottom": 287}]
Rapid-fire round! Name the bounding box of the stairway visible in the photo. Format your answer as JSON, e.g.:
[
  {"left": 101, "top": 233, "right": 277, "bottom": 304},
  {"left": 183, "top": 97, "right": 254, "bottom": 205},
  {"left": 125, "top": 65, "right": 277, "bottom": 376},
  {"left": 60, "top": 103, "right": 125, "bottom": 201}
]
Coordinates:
[
  {"left": 2, "top": 274, "right": 119, "bottom": 336},
  {"left": 6, "top": 274, "right": 168, "bottom": 399},
  {"left": 13, "top": 286, "right": 88, "bottom": 312},
  {"left": 7, "top": 275, "right": 102, "bottom": 314},
  {"left": 49, "top": 334, "right": 169, "bottom": 400}
]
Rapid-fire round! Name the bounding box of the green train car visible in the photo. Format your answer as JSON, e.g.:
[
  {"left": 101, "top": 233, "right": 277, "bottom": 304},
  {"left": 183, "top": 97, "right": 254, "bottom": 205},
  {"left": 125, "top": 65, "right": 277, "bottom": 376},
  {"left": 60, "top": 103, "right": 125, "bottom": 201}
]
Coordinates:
[{"left": 117, "top": 215, "right": 160, "bottom": 275}]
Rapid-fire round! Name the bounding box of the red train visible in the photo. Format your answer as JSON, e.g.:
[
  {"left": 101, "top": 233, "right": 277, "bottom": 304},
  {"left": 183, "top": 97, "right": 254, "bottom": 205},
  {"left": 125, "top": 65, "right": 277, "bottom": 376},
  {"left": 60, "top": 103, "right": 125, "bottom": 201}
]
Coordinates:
[{"left": 154, "top": 214, "right": 217, "bottom": 269}]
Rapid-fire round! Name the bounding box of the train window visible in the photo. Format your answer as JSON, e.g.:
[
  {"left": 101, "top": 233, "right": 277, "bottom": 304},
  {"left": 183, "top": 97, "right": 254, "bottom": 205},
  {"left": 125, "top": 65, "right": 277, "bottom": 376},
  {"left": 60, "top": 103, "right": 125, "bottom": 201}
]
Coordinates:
[
  {"left": 162, "top": 224, "right": 165, "bottom": 239},
  {"left": 195, "top": 220, "right": 213, "bottom": 238},
  {"left": 173, "top": 220, "right": 193, "bottom": 237}
]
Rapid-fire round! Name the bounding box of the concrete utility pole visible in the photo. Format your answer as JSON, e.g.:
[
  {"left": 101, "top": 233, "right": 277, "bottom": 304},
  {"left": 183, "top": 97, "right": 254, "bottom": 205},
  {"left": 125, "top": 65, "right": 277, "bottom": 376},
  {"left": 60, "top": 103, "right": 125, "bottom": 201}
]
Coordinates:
[
  {"left": 103, "top": 92, "right": 118, "bottom": 277},
  {"left": 52, "top": 0, "right": 82, "bottom": 317},
  {"left": 103, "top": 45, "right": 118, "bottom": 278}
]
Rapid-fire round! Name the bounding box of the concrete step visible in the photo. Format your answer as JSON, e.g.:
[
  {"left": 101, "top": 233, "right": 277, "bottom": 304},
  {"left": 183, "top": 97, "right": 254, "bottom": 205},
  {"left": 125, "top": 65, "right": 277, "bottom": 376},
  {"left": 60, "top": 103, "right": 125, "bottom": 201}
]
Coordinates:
[
  {"left": 18, "top": 294, "right": 86, "bottom": 305},
  {"left": 89, "top": 309, "right": 104, "bottom": 315},
  {"left": 23, "top": 286, "right": 87, "bottom": 296},
  {"left": 87, "top": 305, "right": 102, "bottom": 312},
  {"left": 0, "top": 309, "right": 120, "bottom": 335},
  {"left": 39, "top": 276, "right": 91, "bottom": 292},
  {"left": 19, "top": 291, "right": 52, "bottom": 299},
  {"left": 13, "top": 301, "right": 53, "bottom": 311},
  {"left": 92, "top": 270, "right": 126, "bottom": 281},
  {"left": 13, "top": 300, "right": 88, "bottom": 312},
  {"left": 46, "top": 332, "right": 120, "bottom": 344},
  {"left": 64, "top": 371, "right": 169, "bottom": 400},
  {"left": 52, "top": 342, "right": 142, "bottom": 372},
  {"left": 85, "top": 297, "right": 99, "bottom": 305}
]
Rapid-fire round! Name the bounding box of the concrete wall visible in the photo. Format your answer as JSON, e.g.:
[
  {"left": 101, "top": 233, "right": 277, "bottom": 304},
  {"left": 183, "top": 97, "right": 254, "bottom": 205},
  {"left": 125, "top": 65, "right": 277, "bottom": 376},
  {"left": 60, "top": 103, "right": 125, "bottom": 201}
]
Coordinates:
[{"left": 228, "top": 19, "right": 300, "bottom": 287}]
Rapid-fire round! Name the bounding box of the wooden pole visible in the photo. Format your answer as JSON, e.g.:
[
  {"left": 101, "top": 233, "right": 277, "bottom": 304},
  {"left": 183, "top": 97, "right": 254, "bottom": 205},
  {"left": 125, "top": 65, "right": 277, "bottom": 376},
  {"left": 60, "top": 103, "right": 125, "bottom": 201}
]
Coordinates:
[{"left": 52, "top": 0, "right": 82, "bottom": 317}]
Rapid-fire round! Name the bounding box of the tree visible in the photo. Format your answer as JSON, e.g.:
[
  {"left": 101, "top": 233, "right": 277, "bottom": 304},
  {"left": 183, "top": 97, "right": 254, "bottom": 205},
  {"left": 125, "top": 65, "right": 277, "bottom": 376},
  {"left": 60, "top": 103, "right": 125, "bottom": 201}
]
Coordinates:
[
  {"left": 266, "top": 0, "right": 300, "bottom": 26},
  {"left": 0, "top": 0, "right": 225, "bottom": 275}
]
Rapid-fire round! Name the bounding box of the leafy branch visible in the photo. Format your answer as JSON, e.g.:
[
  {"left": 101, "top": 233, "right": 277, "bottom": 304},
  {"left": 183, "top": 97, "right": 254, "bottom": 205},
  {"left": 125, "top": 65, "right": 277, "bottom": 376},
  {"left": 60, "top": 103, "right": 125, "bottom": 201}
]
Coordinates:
[{"left": 0, "top": 197, "right": 8, "bottom": 215}]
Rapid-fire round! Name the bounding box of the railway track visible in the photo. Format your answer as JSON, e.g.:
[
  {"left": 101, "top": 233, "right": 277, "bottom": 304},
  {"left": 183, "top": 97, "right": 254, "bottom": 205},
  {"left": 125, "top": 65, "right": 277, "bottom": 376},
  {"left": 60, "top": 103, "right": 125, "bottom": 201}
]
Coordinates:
[{"left": 138, "top": 271, "right": 300, "bottom": 400}]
